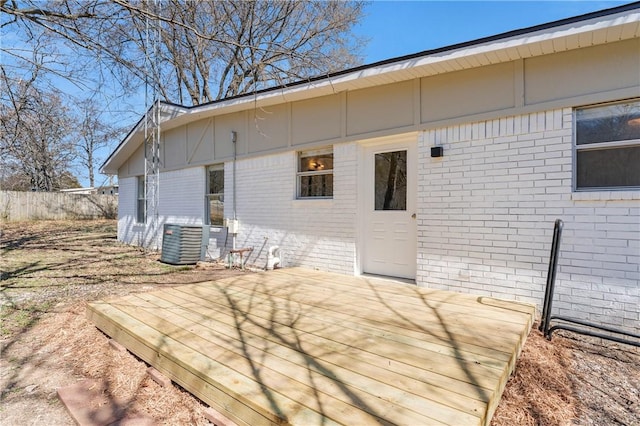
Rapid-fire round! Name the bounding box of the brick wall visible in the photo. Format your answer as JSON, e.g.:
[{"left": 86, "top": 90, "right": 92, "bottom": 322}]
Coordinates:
[
  {"left": 228, "top": 142, "right": 358, "bottom": 274},
  {"left": 117, "top": 177, "right": 139, "bottom": 245},
  {"left": 118, "top": 144, "right": 360, "bottom": 271},
  {"left": 417, "top": 107, "right": 640, "bottom": 333},
  {"left": 158, "top": 167, "right": 219, "bottom": 254},
  {"left": 159, "top": 167, "right": 206, "bottom": 223},
  {"left": 118, "top": 168, "right": 215, "bottom": 251}
]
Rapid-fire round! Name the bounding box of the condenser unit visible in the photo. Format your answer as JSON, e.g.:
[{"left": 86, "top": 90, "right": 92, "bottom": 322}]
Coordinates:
[{"left": 160, "top": 224, "right": 210, "bottom": 265}]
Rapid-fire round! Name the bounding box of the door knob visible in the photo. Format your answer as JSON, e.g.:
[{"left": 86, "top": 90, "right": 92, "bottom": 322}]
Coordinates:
[{"left": 411, "top": 213, "right": 416, "bottom": 219}]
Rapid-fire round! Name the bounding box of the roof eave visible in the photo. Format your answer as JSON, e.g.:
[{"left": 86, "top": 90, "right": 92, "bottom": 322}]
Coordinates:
[{"left": 100, "top": 102, "right": 188, "bottom": 175}]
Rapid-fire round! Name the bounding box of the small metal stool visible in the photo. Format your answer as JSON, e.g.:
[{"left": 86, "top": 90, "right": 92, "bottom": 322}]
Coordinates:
[{"left": 228, "top": 247, "right": 253, "bottom": 270}]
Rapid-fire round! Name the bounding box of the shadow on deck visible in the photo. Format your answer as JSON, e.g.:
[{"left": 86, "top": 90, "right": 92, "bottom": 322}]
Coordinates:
[{"left": 87, "top": 268, "right": 535, "bottom": 426}]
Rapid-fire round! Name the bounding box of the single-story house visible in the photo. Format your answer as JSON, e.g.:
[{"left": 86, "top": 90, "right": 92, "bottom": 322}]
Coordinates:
[{"left": 102, "top": 3, "right": 640, "bottom": 334}]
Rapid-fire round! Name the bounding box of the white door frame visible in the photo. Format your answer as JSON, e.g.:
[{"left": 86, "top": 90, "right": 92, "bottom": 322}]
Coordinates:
[{"left": 357, "top": 132, "right": 418, "bottom": 280}]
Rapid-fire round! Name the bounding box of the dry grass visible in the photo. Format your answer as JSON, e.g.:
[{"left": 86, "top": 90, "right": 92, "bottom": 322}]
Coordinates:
[
  {"left": 492, "top": 329, "right": 577, "bottom": 426},
  {"left": 67, "top": 304, "right": 210, "bottom": 424}
]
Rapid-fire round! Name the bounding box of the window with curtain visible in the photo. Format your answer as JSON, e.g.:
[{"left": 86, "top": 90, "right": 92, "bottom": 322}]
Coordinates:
[{"left": 297, "top": 147, "right": 334, "bottom": 198}]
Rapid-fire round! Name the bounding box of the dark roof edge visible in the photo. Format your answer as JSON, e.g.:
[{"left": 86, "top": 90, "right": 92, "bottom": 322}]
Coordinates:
[{"left": 186, "top": 1, "right": 640, "bottom": 111}]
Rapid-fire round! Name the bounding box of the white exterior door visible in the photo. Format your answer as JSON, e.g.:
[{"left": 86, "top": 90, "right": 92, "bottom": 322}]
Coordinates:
[{"left": 362, "top": 140, "right": 417, "bottom": 280}]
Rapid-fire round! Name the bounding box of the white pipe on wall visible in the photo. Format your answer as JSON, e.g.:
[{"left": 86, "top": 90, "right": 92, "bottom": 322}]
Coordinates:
[{"left": 231, "top": 130, "right": 237, "bottom": 251}]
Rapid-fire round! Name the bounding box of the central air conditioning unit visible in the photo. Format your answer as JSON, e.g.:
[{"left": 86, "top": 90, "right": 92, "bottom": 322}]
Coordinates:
[{"left": 160, "top": 223, "right": 210, "bottom": 265}]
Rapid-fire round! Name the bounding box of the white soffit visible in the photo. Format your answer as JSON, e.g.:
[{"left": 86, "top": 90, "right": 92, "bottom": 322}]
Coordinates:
[{"left": 302, "top": 13, "right": 640, "bottom": 89}]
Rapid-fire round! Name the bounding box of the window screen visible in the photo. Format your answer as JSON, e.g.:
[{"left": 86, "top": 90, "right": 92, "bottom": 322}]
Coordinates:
[{"left": 575, "top": 99, "right": 640, "bottom": 190}]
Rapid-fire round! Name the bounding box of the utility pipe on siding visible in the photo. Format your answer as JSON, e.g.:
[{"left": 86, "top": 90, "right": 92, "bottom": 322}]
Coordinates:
[{"left": 231, "top": 131, "right": 237, "bottom": 252}]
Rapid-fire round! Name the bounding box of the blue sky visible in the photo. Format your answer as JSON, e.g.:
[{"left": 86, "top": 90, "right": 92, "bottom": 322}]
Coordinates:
[{"left": 355, "top": 1, "right": 630, "bottom": 64}]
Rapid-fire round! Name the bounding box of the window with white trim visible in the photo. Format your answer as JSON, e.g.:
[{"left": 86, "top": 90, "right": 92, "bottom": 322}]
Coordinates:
[
  {"left": 206, "top": 164, "right": 224, "bottom": 226},
  {"left": 574, "top": 99, "right": 640, "bottom": 190},
  {"left": 297, "top": 147, "right": 333, "bottom": 198},
  {"left": 136, "top": 176, "right": 146, "bottom": 224}
]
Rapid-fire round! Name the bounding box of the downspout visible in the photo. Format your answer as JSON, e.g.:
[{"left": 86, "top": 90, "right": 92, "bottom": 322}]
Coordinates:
[{"left": 231, "top": 130, "right": 237, "bottom": 252}]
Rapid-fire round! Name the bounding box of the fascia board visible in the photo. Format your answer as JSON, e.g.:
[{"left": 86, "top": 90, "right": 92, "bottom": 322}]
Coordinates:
[{"left": 100, "top": 102, "right": 188, "bottom": 175}]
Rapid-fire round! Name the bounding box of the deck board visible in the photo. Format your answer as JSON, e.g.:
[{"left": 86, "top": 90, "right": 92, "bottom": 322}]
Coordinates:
[
  {"left": 163, "top": 285, "right": 509, "bottom": 382},
  {"left": 176, "top": 276, "right": 528, "bottom": 355},
  {"left": 87, "top": 268, "right": 534, "bottom": 426},
  {"left": 136, "top": 291, "right": 489, "bottom": 417}
]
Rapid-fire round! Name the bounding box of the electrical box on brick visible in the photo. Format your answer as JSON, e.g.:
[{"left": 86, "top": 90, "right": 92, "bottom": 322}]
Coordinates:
[{"left": 224, "top": 218, "right": 239, "bottom": 234}]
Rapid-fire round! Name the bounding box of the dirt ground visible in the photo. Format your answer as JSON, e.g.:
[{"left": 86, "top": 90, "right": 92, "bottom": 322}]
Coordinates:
[{"left": 1, "top": 220, "right": 638, "bottom": 425}]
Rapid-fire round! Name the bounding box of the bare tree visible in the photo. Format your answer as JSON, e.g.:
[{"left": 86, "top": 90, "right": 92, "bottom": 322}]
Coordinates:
[
  {"left": 147, "top": 1, "right": 367, "bottom": 104},
  {"left": 0, "top": 82, "right": 77, "bottom": 191},
  {"left": 73, "top": 98, "right": 123, "bottom": 187},
  {"left": 1, "top": 0, "right": 367, "bottom": 106},
  {"left": 0, "top": 26, "right": 82, "bottom": 191}
]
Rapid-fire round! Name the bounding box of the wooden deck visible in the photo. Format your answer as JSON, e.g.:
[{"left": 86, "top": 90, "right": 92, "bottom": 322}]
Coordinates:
[{"left": 87, "top": 268, "right": 535, "bottom": 426}]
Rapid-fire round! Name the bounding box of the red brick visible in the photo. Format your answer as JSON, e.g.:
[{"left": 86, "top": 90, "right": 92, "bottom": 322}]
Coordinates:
[
  {"left": 57, "top": 379, "right": 155, "bottom": 425},
  {"left": 108, "top": 339, "right": 127, "bottom": 352},
  {"left": 204, "top": 407, "right": 238, "bottom": 426},
  {"left": 146, "top": 367, "right": 171, "bottom": 387}
]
